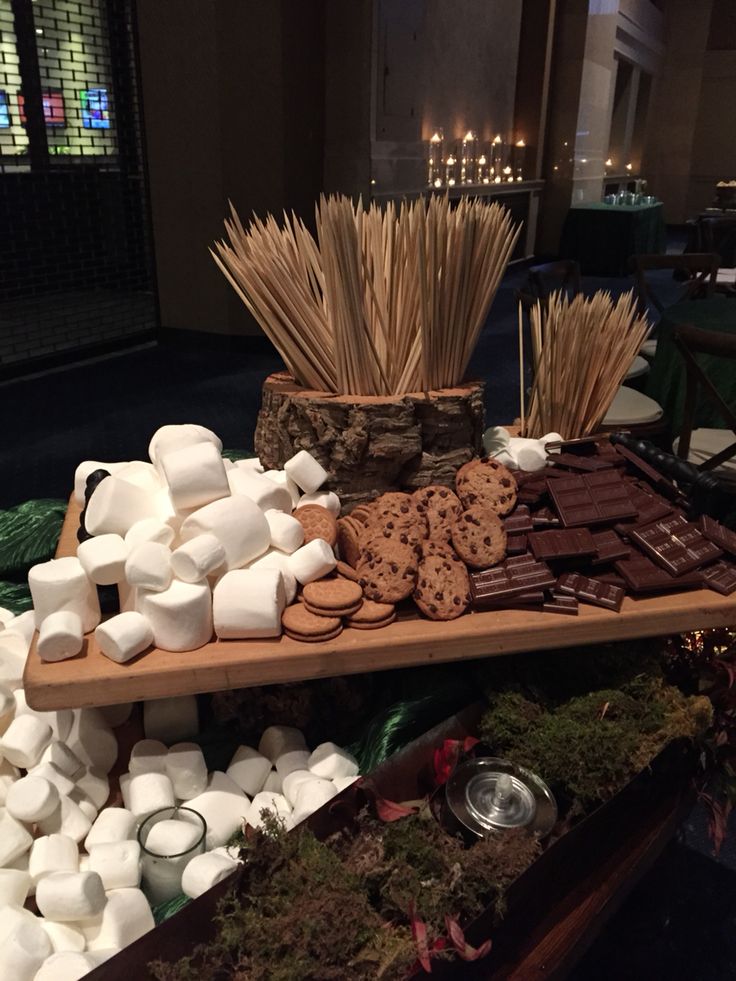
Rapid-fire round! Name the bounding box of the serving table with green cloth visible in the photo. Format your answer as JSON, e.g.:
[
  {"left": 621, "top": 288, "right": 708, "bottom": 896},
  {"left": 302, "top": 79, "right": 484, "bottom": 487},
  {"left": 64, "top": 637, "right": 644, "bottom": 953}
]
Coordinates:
[
  {"left": 645, "top": 295, "right": 736, "bottom": 438},
  {"left": 559, "top": 201, "right": 666, "bottom": 276}
]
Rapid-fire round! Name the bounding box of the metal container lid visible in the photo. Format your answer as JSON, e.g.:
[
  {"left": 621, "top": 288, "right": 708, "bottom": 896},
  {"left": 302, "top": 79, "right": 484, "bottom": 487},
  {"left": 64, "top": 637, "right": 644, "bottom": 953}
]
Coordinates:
[{"left": 445, "top": 757, "right": 557, "bottom": 838}]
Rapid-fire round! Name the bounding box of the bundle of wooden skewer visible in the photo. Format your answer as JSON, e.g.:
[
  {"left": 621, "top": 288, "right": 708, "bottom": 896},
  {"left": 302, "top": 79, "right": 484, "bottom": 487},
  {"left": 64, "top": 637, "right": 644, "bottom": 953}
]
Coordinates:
[
  {"left": 211, "top": 194, "right": 519, "bottom": 396},
  {"left": 521, "top": 290, "right": 649, "bottom": 439}
]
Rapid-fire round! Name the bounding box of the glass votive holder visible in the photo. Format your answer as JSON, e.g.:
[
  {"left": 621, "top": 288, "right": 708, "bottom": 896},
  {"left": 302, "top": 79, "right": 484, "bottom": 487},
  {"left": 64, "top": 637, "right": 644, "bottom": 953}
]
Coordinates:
[
  {"left": 138, "top": 805, "right": 207, "bottom": 905},
  {"left": 603, "top": 193, "right": 616, "bottom": 205}
]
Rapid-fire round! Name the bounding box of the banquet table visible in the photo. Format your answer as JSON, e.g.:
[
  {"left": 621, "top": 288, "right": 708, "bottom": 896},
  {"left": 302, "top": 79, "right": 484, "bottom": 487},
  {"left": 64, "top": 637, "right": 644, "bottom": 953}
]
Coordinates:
[
  {"left": 559, "top": 201, "right": 666, "bottom": 276},
  {"left": 646, "top": 295, "right": 736, "bottom": 437}
]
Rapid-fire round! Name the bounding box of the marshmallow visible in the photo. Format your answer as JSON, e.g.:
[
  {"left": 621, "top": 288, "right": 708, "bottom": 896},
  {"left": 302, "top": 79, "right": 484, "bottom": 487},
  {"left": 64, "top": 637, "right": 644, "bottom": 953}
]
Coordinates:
[
  {"left": 508, "top": 436, "right": 547, "bottom": 472},
  {"left": 226, "top": 745, "right": 272, "bottom": 797},
  {"left": 75, "top": 768, "right": 110, "bottom": 810},
  {"left": 541, "top": 432, "right": 564, "bottom": 446},
  {"left": 181, "top": 851, "right": 238, "bottom": 900},
  {"left": 125, "top": 771, "right": 176, "bottom": 819},
  {"left": 245, "top": 791, "right": 292, "bottom": 830},
  {"left": 213, "top": 569, "right": 285, "bottom": 639},
  {"left": 185, "top": 771, "right": 249, "bottom": 849},
  {"left": 36, "top": 871, "right": 107, "bottom": 922},
  {"left": 95, "top": 611, "right": 153, "bottom": 664},
  {"left": 0, "top": 812, "right": 33, "bottom": 865},
  {"left": 77, "top": 535, "right": 128, "bottom": 586},
  {"left": 73, "top": 460, "right": 129, "bottom": 505},
  {"left": 39, "top": 921, "right": 86, "bottom": 955},
  {"left": 143, "top": 695, "right": 198, "bottom": 744},
  {"left": 275, "top": 748, "right": 310, "bottom": 778},
  {"left": 87, "top": 841, "right": 141, "bottom": 891},
  {"left": 284, "top": 449, "right": 328, "bottom": 493},
  {"left": 37, "top": 611, "right": 84, "bottom": 663},
  {"left": 29, "top": 834, "right": 79, "bottom": 885},
  {"left": 235, "top": 456, "right": 263, "bottom": 473},
  {"left": 82, "top": 886, "right": 154, "bottom": 951},
  {"left": 137, "top": 580, "right": 212, "bottom": 652},
  {"left": 144, "top": 817, "right": 202, "bottom": 857},
  {"left": 291, "top": 778, "right": 338, "bottom": 825},
  {"left": 98, "top": 702, "right": 134, "bottom": 728},
  {"left": 85, "top": 476, "right": 159, "bottom": 536},
  {"left": 262, "top": 769, "right": 283, "bottom": 794},
  {"left": 247, "top": 550, "right": 297, "bottom": 604},
  {"left": 148, "top": 424, "right": 222, "bottom": 469},
  {"left": 0, "top": 715, "right": 52, "bottom": 768},
  {"left": 0, "top": 633, "right": 24, "bottom": 690},
  {"left": 118, "top": 579, "right": 137, "bottom": 613},
  {"left": 67, "top": 709, "right": 118, "bottom": 774},
  {"left": 489, "top": 448, "right": 516, "bottom": 468},
  {"left": 333, "top": 774, "right": 359, "bottom": 793},
  {"left": 0, "top": 683, "right": 14, "bottom": 734},
  {"left": 179, "top": 496, "right": 270, "bottom": 570},
  {"left": 38, "top": 797, "right": 92, "bottom": 845},
  {"left": 297, "top": 490, "right": 341, "bottom": 515},
  {"left": 308, "top": 742, "right": 359, "bottom": 780},
  {"left": 258, "top": 725, "right": 307, "bottom": 763},
  {"left": 171, "top": 533, "right": 226, "bottom": 583},
  {"left": 0, "top": 869, "right": 31, "bottom": 907},
  {"left": 6, "top": 776, "right": 59, "bottom": 822},
  {"left": 125, "top": 541, "right": 172, "bottom": 593},
  {"left": 0, "top": 758, "right": 19, "bottom": 806},
  {"left": 28, "top": 558, "right": 100, "bottom": 633},
  {"left": 161, "top": 441, "right": 230, "bottom": 512},
  {"left": 262, "top": 469, "right": 300, "bottom": 507},
  {"left": 227, "top": 469, "right": 293, "bottom": 513},
  {"left": 85, "top": 808, "right": 137, "bottom": 850},
  {"left": 0, "top": 608, "right": 14, "bottom": 627},
  {"left": 282, "top": 769, "right": 319, "bottom": 807},
  {"left": 34, "top": 950, "right": 99, "bottom": 979},
  {"left": 165, "top": 742, "right": 208, "bottom": 799},
  {"left": 125, "top": 517, "right": 176, "bottom": 550},
  {"left": 129, "top": 739, "right": 168, "bottom": 775},
  {"left": 26, "top": 763, "right": 75, "bottom": 798},
  {"left": 288, "top": 538, "right": 336, "bottom": 585},
  {"left": 38, "top": 741, "right": 82, "bottom": 778},
  {"left": 482, "top": 425, "right": 512, "bottom": 455},
  {"left": 211, "top": 843, "right": 241, "bottom": 861},
  {"left": 13, "top": 690, "right": 73, "bottom": 743},
  {"left": 265, "top": 509, "right": 304, "bottom": 553},
  {"left": 0, "top": 918, "right": 52, "bottom": 981},
  {"left": 76, "top": 797, "right": 98, "bottom": 824},
  {"left": 115, "top": 460, "right": 163, "bottom": 496},
  {"left": 0, "top": 905, "right": 39, "bottom": 946}
]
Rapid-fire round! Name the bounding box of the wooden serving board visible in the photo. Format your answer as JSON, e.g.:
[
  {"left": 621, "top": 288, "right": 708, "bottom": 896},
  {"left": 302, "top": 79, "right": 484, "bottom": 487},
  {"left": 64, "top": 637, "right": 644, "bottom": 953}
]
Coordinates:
[{"left": 23, "top": 498, "right": 736, "bottom": 711}]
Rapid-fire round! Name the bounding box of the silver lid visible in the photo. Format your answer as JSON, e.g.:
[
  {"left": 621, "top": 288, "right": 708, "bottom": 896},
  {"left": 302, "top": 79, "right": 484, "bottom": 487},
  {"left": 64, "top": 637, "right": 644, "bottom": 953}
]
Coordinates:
[{"left": 445, "top": 757, "right": 557, "bottom": 838}]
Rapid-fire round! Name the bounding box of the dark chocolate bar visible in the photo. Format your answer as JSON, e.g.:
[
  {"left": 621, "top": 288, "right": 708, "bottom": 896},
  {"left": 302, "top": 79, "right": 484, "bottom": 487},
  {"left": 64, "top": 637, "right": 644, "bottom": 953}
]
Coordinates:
[
  {"left": 505, "top": 533, "right": 529, "bottom": 555},
  {"left": 591, "top": 528, "right": 631, "bottom": 566},
  {"left": 555, "top": 571, "right": 625, "bottom": 612},
  {"left": 531, "top": 507, "right": 560, "bottom": 528},
  {"left": 481, "top": 589, "right": 546, "bottom": 610},
  {"left": 528, "top": 528, "right": 596, "bottom": 561},
  {"left": 701, "top": 560, "right": 736, "bottom": 596},
  {"left": 595, "top": 571, "right": 628, "bottom": 588},
  {"left": 614, "top": 553, "right": 703, "bottom": 593},
  {"left": 614, "top": 443, "right": 678, "bottom": 498},
  {"left": 503, "top": 505, "right": 533, "bottom": 534},
  {"left": 548, "top": 471, "right": 637, "bottom": 527},
  {"left": 699, "top": 514, "right": 736, "bottom": 558},
  {"left": 629, "top": 513, "right": 723, "bottom": 576},
  {"left": 549, "top": 452, "right": 616, "bottom": 473},
  {"left": 542, "top": 593, "right": 579, "bottom": 616},
  {"left": 470, "top": 555, "right": 556, "bottom": 607}
]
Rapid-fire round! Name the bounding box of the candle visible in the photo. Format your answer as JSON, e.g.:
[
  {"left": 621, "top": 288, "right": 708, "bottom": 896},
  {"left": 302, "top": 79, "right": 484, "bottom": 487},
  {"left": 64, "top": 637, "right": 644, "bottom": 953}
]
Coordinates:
[
  {"left": 138, "top": 805, "right": 207, "bottom": 905},
  {"left": 461, "top": 130, "right": 477, "bottom": 184},
  {"left": 445, "top": 154, "right": 457, "bottom": 186},
  {"left": 427, "top": 129, "right": 444, "bottom": 187}
]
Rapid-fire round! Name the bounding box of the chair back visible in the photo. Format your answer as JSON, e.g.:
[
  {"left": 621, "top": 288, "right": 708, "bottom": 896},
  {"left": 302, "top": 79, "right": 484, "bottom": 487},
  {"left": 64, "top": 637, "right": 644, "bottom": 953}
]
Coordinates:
[
  {"left": 697, "top": 216, "right": 736, "bottom": 260},
  {"left": 673, "top": 323, "right": 736, "bottom": 472},
  {"left": 528, "top": 260, "right": 581, "bottom": 301},
  {"left": 633, "top": 253, "right": 719, "bottom": 320}
]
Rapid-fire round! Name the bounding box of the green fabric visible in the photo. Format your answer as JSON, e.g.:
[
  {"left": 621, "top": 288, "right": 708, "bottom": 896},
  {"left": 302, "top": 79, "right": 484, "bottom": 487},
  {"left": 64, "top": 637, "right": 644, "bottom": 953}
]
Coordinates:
[
  {"left": 0, "top": 499, "right": 67, "bottom": 580},
  {"left": 559, "top": 202, "right": 666, "bottom": 276},
  {"left": 0, "top": 582, "right": 33, "bottom": 615},
  {"left": 152, "top": 892, "right": 191, "bottom": 925},
  {"left": 645, "top": 295, "right": 736, "bottom": 437}
]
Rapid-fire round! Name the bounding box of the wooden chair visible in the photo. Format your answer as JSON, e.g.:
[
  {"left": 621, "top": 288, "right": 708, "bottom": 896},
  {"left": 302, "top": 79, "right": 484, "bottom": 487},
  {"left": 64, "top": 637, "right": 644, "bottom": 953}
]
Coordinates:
[
  {"left": 528, "top": 260, "right": 581, "bottom": 301},
  {"left": 673, "top": 324, "right": 736, "bottom": 478},
  {"left": 633, "top": 253, "right": 719, "bottom": 321}
]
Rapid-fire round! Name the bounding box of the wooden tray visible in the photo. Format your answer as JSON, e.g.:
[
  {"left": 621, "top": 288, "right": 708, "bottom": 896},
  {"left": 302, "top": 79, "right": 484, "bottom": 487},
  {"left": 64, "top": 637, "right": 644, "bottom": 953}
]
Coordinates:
[{"left": 23, "top": 498, "right": 736, "bottom": 710}]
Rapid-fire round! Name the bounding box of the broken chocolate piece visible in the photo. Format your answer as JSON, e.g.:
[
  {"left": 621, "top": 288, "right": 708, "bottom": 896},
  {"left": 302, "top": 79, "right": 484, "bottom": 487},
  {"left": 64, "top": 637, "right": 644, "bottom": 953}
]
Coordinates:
[
  {"left": 528, "top": 528, "right": 596, "bottom": 561},
  {"left": 699, "top": 514, "right": 736, "bottom": 558},
  {"left": 555, "top": 571, "right": 625, "bottom": 612},
  {"left": 614, "top": 553, "right": 703, "bottom": 593},
  {"left": 503, "top": 505, "right": 533, "bottom": 534},
  {"left": 542, "top": 593, "right": 579, "bottom": 616},
  {"left": 629, "top": 513, "right": 722, "bottom": 576},
  {"left": 700, "top": 560, "right": 736, "bottom": 596},
  {"left": 470, "top": 554, "right": 556, "bottom": 608},
  {"left": 591, "top": 528, "right": 631, "bottom": 566}
]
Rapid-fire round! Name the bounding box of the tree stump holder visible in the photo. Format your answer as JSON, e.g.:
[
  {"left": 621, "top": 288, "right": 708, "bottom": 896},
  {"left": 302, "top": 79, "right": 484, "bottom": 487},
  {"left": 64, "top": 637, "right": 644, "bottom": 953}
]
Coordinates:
[{"left": 254, "top": 372, "right": 485, "bottom": 510}]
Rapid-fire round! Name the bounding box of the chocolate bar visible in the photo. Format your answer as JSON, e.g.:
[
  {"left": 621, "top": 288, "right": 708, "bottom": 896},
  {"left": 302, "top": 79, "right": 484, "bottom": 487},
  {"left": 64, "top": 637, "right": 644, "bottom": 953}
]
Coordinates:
[
  {"left": 542, "top": 593, "right": 579, "bottom": 616},
  {"left": 506, "top": 533, "right": 529, "bottom": 555},
  {"left": 591, "top": 528, "right": 631, "bottom": 566},
  {"left": 614, "top": 553, "right": 703, "bottom": 593},
  {"left": 701, "top": 560, "right": 736, "bottom": 596},
  {"left": 480, "top": 589, "right": 546, "bottom": 610},
  {"left": 543, "top": 434, "right": 607, "bottom": 455},
  {"left": 548, "top": 471, "right": 637, "bottom": 527},
  {"left": 595, "top": 571, "right": 628, "bottom": 588},
  {"left": 503, "top": 505, "right": 533, "bottom": 534},
  {"left": 629, "top": 513, "right": 723, "bottom": 576},
  {"left": 528, "top": 528, "right": 596, "bottom": 561},
  {"left": 614, "top": 443, "right": 679, "bottom": 498},
  {"left": 470, "top": 555, "right": 556, "bottom": 608},
  {"left": 699, "top": 515, "right": 736, "bottom": 558},
  {"left": 549, "top": 452, "right": 617, "bottom": 473},
  {"left": 531, "top": 507, "right": 560, "bottom": 528},
  {"left": 555, "top": 572, "right": 625, "bottom": 612}
]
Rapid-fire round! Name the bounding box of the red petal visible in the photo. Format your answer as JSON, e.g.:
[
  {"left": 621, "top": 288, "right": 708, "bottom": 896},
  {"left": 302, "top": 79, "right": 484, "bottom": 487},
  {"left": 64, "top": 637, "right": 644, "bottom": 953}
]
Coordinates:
[
  {"left": 375, "top": 796, "right": 420, "bottom": 822},
  {"left": 410, "top": 902, "right": 432, "bottom": 973},
  {"left": 444, "top": 915, "right": 493, "bottom": 962}
]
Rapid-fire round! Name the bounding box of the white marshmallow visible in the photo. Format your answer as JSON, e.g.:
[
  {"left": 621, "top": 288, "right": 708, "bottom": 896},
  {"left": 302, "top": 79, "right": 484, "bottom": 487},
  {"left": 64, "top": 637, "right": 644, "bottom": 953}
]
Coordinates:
[
  {"left": 213, "top": 569, "right": 285, "bottom": 640},
  {"left": 170, "top": 533, "right": 226, "bottom": 583},
  {"left": 0, "top": 905, "right": 39, "bottom": 946},
  {"left": 211, "top": 843, "right": 241, "bottom": 861},
  {"left": 98, "top": 702, "right": 134, "bottom": 728},
  {"left": 0, "top": 758, "right": 20, "bottom": 806},
  {"left": 85, "top": 808, "right": 137, "bottom": 850},
  {"left": 38, "top": 797, "right": 92, "bottom": 845},
  {"left": 39, "top": 921, "right": 86, "bottom": 955},
  {"left": 148, "top": 424, "right": 222, "bottom": 469},
  {"left": 490, "top": 448, "right": 517, "bottom": 468},
  {"left": 0, "top": 811, "right": 33, "bottom": 864},
  {"left": 125, "top": 541, "right": 172, "bottom": 593},
  {"left": 29, "top": 834, "right": 79, "bottom": 885},
  {"left": 87, "top": 841, "right": 141, "bottom": 891},
  {"left": 75, "top": 768, "right": 109, "bottom": 810},
  {"left": 226, "top": 745, "right": 271, "bottom": 797},
  {"left": 0, "top": 623, "right": 32, "bottom": 689},
  {"left": 96, "top": 611, "right": 153, "bottom": 664},
  {"left": 37, "top": 611, "right": 84, "bottom": 663},
  {"left": 0, "top": 608, "right": 14, "bottom": 627},
  {"left": 288, "top": 538, "right": 336, "bottom": 585},
  {"left": 181, "top": 851, "right": 237, "bottom": 900},
  {"left": 245, "top": 791, "right": 292, "bottom": 830},
  {"left": 227, "top": 469, "right": 293, "bottom": 513},
  {"left": 275, "top": 748, "right": 310, "bottom": 777},
  {"left": 165, "top": 742, "right": 208, "bottom": 800},
  {"left": 291, "top": 778, "right": 338, "bottom": 825},
  {"left": 137, "top": 580, "right": 212, "bottom": 652},
  {"left": 258, "top": 725, "right": 307, "bottom": 763},
  {"left": 38, "top": 741, "right": 83, "bottom": 778},
  {"left": 0, "top": 683, "right": 15, "bottom": 734},
  {"left": 179, "top": 496, "right": 270, "bottom": 570},
  {"left": 541, "top": 432, "right": 564, "bottom": 446},
  {"left": 144, "top": 817, "right": 201, "bottom": 857},
  {"left": 26, "top": 763, "right": 75, "bottom": 798},
  {"left": 235, "top": 456, "right": 264, "bottom": 474},
  {"left": 297, "top": 490, "right": 341, "bottom": 515},
  {"left": 125, "top": 771, "right": 176, "bottom": 819},
  {"left": 81, "top": 886, "right": 154, "bottom": 951},
  {"left": 262, "top": 769, "right": 283, "bottom": 794},
  {"left": 73, "top": 460, "right": 129, "bottom": 506},
  {"left": 13, "top": 690, "right": 73, "bottom": 743},
  {"left": 185, "top": 771, "right": 249, "bottom": 849},
  {"left": 333, "top": 774, "right": 359, "bottom": 793},
  {"left": 0, "top": 868, "right": 30, "bottom": 907},
  {"left": 508, "top": 436, "right": 547, "bottom": 472},
  {"left": 85, "top": 476, "right": 159, "bottom": 536},
  {"left": 247, "top": 550, "right": 297, "bottom": 604},
  {"left": 284, "top": 449, "right": 328, "bottom": 493},
  {"left": 282, "top": 769, "right": 318, "bottom": 807},
  {"left": 262, "top": 469, "right": 300, "bottom": 507},
  {"left": 0, "top": 715, "right": 52, "bottom": 768},
  {"left": 115, "top": 460, "right": 163, "bottom": 496},
  {"left": 36, "top": 871, "right": 107, "bottom": 922},
  {"left": 125, "top": 517, "right": 175, "bottom": 550},
  {"left": 76, "top": 797, "right": 98, "bottom": 824},
  {"left": 67, "top": 709, "right": 118, "bottom": 774},
  {"left": 143, "top": 695, "right": 198, "bottom": 744},
  {"left": 308, "top": 742, "right": 359, "bottom": 780},
  {"left": 129, "top": 739, "right": 168, "bottom": 775},
  {"left": 264, "top": 509, "right": 304, "bottom": 553},
  {"left": 6, "top": 776, "right": 59, "bottom": 822},
  {"left": 117, "top": 579, "right": 137, "bottom": 614},
  {"left": 28, "top": 558, "right": 100, "bottom": 633},
  {"left": 0, "top": 918, "right": 52, "bottom": 981},
  {"left": 161, "top": 442, "right": 230, "bottom": 512},
  {"left": 34, "top": 950, "right": 97, "bottom": 979},
  {"left": 77, "top": 534, "right": 128, "bottom": 586}
]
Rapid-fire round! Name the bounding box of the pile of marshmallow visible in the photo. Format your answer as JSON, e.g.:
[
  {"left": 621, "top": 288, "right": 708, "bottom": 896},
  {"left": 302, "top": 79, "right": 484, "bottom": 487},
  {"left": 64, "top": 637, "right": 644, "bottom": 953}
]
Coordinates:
[
  {"left": 28, "top": 423, "right": 342, "bottom": 662},
  {"left": 482, "top": 427, "right": 564, "bottom": 473}
]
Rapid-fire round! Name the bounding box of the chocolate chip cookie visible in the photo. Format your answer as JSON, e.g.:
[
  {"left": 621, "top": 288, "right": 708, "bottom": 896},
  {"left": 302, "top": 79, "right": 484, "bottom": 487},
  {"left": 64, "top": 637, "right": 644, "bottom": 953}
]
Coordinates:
[
  {"left": 413, "top": 552, "right": 471, "bottom": 620},
  {"left": 413, "top": 485, "right": 462, "bottom": 543},
  {"left": 450, "top": 505, "right": 507, "bottom": 568},
  {"left": 455, "top": 458, "right": 518, "bottom": 516},
  {"left": 357, "top": 540, "right": 418, "bottom": 603}
]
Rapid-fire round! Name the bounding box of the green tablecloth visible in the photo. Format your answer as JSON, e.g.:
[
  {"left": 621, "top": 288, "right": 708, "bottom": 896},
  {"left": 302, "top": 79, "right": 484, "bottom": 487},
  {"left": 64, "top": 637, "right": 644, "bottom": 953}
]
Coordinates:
[
  {"left": 645, "top": 295, "right": 736, "bottom": 437},
  {"left": 559, "top": 201, "right": 666, "bottom": 276}
]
